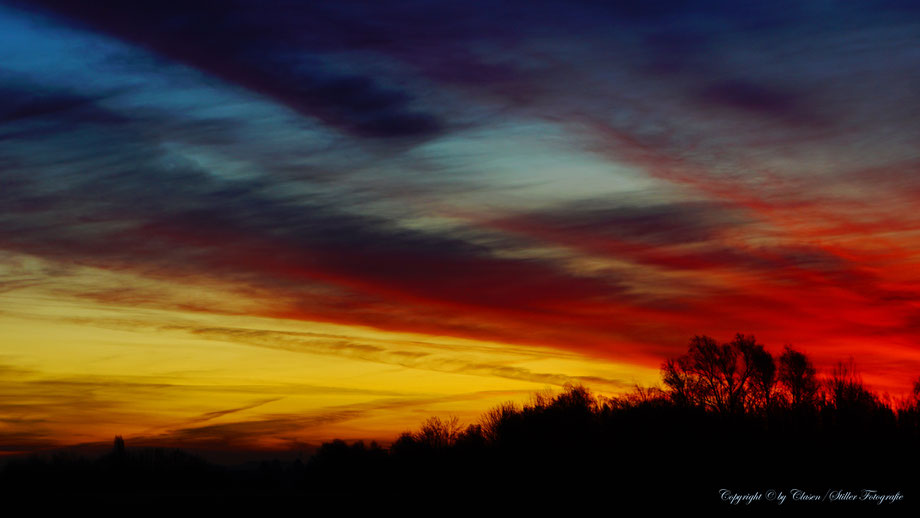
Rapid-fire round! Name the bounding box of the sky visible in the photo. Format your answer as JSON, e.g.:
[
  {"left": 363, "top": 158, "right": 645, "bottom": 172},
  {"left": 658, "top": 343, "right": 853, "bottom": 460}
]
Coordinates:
[{"left": 2, "top": 1, "right": 920, "bottom": 457}]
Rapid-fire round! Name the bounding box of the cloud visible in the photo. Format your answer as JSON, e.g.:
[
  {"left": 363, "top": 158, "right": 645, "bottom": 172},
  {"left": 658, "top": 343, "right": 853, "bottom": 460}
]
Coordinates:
[
  {"left": 0, "top": 86, "right": 122, "bottom": 126},
  {"left": 0, "top": 357, "right": 452, "bottom": 452},
  {"left": 492, "top": 199, "right": 751, "bottom": 248},
  {"left": 180, "top": 325, "right": 631, "bottom": 392},
  {"left": 14, "top": 0, "right": 447, "bottom": 140},
  {"left": 178, "top": 398, "right": 282, "bottom": 427},
  {"left": 697, "top": 79, "right": 819, "bottom": 124},
  {"left": 133, "top": 391, "right": 526, "bottom": 450}
]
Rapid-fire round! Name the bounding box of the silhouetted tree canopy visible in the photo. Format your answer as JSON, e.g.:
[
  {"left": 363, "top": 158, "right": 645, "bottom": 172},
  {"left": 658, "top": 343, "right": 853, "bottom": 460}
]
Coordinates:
[
  {"left": 661, "top": 333, "right": 774, "bottom": 413},
  {"left": 777, "top": 345, "right": 818, "bottom": 407}
]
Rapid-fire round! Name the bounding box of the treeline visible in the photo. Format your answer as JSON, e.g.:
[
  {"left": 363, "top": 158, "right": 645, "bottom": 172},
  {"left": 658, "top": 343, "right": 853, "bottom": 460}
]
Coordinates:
[
  {"left": 301, "top": 334, "right": 920, "bottom": 505},
  {"left": 659, "top": 333, "right": 919, "bottom": 418},
  {"left": 3, "top": 333, "right": 919, "bottom": 508}
]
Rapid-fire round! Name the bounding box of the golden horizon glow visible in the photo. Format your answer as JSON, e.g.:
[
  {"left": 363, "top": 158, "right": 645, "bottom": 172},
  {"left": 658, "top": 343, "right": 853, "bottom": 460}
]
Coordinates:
[{"left": 0, "top": 254, "right": 658, "bottom": 453}]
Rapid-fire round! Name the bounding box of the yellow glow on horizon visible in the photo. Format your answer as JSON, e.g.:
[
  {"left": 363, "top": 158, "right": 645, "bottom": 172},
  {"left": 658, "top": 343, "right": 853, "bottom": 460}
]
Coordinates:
[{"left": 0, "top": 258, "right": 658, "bottom": 453}]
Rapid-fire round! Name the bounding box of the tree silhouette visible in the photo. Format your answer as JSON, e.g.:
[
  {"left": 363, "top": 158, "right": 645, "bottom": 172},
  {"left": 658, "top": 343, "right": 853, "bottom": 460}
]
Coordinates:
[
  {"left": 661, "top": 333, "right": 774, "bottom": 413},
  {"left": 413, "top": 416, "right": 463, "bottom": 449},
  {"left": 777, "top": 345, "right": 819, "bottom": 408},
  {"left": 480, "top": 402, "right": 517, "bottom": 445},
  {"left": 827, "top": 358, "right": 878, "bottom": 411},
  {"left": 112, "top": 435, "right": 126, "bottom": 459},
  {"left": 742, "top": 335, "right": 776, "bottom": 410}
]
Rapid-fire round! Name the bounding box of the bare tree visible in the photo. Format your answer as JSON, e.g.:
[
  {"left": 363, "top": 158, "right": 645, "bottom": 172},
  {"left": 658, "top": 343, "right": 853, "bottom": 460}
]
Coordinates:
[
  {"left": 747, "top": 343, "right": 777, "bottom": 410},
  {"left": 662, "top": 356, "right": 701, "bottom": 407},
  {"left": 827, "top": 358, "right": 877, "bottom": 411},
  {"left": 413, "top": 416, "right": 463, "bottom": 449},
  {"left": 661, "top": 333, "right": 775, "bottom": 413},
  {"left": 480, "top": 402, "right": 518, "bottom": 444},
  {"left": 777, "top": 346, "right": 818, "bottom": 408}
]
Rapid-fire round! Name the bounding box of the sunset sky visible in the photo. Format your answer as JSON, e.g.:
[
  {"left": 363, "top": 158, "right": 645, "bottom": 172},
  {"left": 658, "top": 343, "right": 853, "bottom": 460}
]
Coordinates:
[{"left": 3, "top": 1, "right": 920, "bottom": 456}]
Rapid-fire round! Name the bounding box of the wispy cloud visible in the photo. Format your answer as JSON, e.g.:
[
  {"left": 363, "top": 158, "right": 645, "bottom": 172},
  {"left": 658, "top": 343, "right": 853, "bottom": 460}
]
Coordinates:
[
  {"left": 181, "top": 325, "right": 631, "bottom": 391},
  {"left": 134, "top": 390, "right": 526, "bottom": 450}
]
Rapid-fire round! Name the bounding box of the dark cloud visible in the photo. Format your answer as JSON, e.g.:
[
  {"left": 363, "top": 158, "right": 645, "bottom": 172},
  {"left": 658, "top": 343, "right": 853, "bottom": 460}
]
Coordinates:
[
  {"left": 499, "top": 199, "right": 750, "bottom": 247},
  {"left": 13, "top": 0, "right": 446, "bottom": 140},
  {"left": 0, "top": 86, "right": 128, "bottom": 148},
  {"left": 10, "top": 0, "right": 918, "bottom": 160},
  {"left": 174, "top": 399, "right": 282, "bottom": 427},
  {"left": 697, "top": 79, "right": 817, "bottom": 123},
  {"left": 0, "top": 87, "right": 120, "bottom": 125},
  {"left": 489, "top": 199, "right": 909, "bottom": 314}
]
